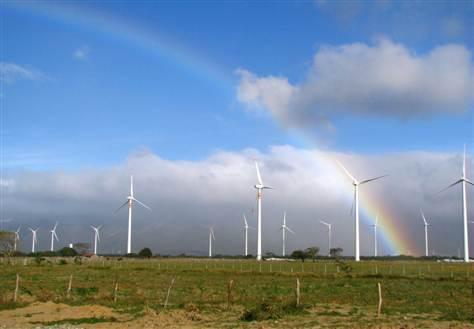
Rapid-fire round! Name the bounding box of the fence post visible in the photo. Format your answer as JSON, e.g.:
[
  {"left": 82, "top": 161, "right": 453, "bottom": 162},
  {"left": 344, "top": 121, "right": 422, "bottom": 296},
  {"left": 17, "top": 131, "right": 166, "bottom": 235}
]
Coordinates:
[
  {"left": 13, "top": 274, "right": 20, "bottom": 302},
  {"left": 295, "top": 277, "right": 301, "bottom": 306},
  {"left": 377, "top": 282, "right": 383, "bottom": 317},
  {"left": 164, "top": 276, "right": 176, "bottom": 308},
  {"left": 67, "top": 274, "right": 73, "bottom": 299},
  {"left": 227, "top": 279, "right": 234, "bottom": 310}
]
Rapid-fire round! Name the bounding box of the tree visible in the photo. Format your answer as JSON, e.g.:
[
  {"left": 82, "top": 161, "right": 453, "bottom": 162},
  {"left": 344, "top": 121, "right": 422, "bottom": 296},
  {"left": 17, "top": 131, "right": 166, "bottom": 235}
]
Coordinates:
[
  {"left": 0, "top": 231, "right": 15, "bottom": 261},
  {"left": 305, "top": 246, "right": 320, "bottom": 262},
  {"left": 73, "top": 242, "right": 90, "bottom": 255},
  {"left": 58, "top": 247, "right": 78, "bottom": 257},
  {"left": 138, "top": 247, "right": 153, "bottom": 258},
  {"left": 330, "top": 247, "right": 343, "bottom": 258},
  {"left": 291, "top": 250, "right": 308, "bottom": 262}
]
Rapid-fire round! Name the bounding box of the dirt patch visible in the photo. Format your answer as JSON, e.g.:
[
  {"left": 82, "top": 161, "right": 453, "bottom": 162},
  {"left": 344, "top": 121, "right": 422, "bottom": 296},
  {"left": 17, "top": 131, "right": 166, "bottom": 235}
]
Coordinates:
[{"left": 0, "top": 302, "right": 472, "bottom": 329}]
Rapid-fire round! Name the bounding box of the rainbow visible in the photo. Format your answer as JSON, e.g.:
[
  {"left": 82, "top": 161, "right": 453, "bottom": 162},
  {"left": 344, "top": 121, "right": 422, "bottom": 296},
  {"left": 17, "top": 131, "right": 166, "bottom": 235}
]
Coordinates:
[{"left": 8, "top": 1, "right": 420, "bottom": 256}]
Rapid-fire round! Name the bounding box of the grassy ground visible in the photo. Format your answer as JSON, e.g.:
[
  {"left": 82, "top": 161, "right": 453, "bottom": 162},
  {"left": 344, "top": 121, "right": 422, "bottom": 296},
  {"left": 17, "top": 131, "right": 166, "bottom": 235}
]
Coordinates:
[{"left": 0, "top": 258, "right": 473, "bottom": 328}]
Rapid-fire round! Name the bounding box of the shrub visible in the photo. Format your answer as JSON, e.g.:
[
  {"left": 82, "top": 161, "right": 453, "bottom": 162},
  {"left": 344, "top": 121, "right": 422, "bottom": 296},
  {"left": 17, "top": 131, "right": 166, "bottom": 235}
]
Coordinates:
[{"left": 138, "top": 248, "right": 153, "bottom": 258}]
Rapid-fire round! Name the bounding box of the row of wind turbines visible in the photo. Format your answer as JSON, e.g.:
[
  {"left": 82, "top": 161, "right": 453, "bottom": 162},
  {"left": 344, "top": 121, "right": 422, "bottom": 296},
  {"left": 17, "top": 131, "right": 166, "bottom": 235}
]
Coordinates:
[{"left": 5, "top": 146, "right": 473, "bottom": 262}]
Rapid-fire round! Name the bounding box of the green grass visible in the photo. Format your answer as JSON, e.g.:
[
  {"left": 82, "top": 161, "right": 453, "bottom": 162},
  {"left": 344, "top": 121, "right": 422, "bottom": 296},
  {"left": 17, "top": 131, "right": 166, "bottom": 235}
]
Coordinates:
[
  {"left": 0, "top": 258, "right": 473, "bottom": 323},
  {"left": 31, "top": 316, "right": 118, "bottom": 325}
]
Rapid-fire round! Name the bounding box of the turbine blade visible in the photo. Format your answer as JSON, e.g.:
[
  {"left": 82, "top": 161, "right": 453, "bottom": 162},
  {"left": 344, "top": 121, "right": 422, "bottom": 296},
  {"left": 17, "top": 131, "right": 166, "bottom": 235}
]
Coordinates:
[
  {"left": 243, "top": 214, "right": 248, "bottom": 227},
  {"left": 255, "top": 162, "right": 263, "bottom": 185},
  {"left": 286, "top": 227, "right": 295, "bottom": 235},
  {"left": 465, "top": 178, "right": 474, "bottom": 186},
  {"left": 437, "top": 179, "right": 462, "bottom": 194},
  {"left": 336, "top": 160, "right": 357, "bottom": 183},
  {"left": 359, "top": 175, "right": 388, "bottom": 185},
  {"left": 463, "top": 144, "right": 466, "bottom": 178},
  {"left": 350, "top": 188, "right": 355, "bottom": 215},
  {"left": 130, "top": 175, "right": 134, "bottom": 197},
  {"left": 132, "top": 198, "right": 151, "bottom": 210},
  {"left": 97, "top": 231, "right": 101, "bottom": 242},
  {"left": 420, "top": 208, "right": 428, "bottom": 225},
  {"left": 54, "top": 231, "right": 59, "bottom": 241},
  {"left": 114, "top": 200, "right": 129, "bottom": 213}
]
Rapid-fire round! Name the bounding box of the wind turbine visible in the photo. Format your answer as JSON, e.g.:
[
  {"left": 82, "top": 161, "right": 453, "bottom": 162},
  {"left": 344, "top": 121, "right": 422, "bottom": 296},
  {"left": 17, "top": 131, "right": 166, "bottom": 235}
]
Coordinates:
[
  {"left": 280, "top": 211, "right": 295, "bottom": 257},
  {"left": 208, "top": 226, "right": 215, "bottom": 258},
  {"left": 420, "top": 209, "right": 430, "bottom": 257},
  {"left": 91, "top": 225, "right": 101, "bottom": 255},
  {"left": 49, "top": 222, "right": 59, "bottom": 252},
  {"left": 115, "top": 176, "right": 151, "bottom": 254},
  {"left": 242, "top": 214, "right": 254, "bottom": 256},
  {"left": 14, "top": 227, "right": 20, "bottom": 251},
  {"left": 29, "top": 228, "right": 38, "bottom": 253},
  {"left": 254, "top": 161, "right": 272, "bottom": 261},
  {"left": 337, "top": 160, "right": 387, "bottom": 261},
  {"left": 438, "top": 145, "right": 473, "bottom": 262},
  {"left": 371, "top": 214, "right": 379, "bottom": 257},
  {"left": 319, "top": 220, "right": 332, "bottom": 256}
]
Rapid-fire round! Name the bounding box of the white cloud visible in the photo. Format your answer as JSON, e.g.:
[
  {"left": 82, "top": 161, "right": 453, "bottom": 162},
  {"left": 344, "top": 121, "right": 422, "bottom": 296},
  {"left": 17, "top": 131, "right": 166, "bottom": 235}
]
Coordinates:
[
  {"left": 0, "top": 62, "right": 43, "bottom": 83},
  {"left": 2, "top": 146, "right": 470, "bottom": 257},
  {"left": 74, "top": 45, "right": 90, "bottom": 60},
  {"left": 236, "top": 39, "right": 474, "bottom": 128}
]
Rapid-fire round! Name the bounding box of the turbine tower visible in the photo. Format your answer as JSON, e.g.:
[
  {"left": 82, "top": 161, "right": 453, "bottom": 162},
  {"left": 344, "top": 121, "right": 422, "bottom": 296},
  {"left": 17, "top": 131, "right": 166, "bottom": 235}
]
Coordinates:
[
  {"left": 420, "top": 209, "right": 430, "bottom": 257},
  {"left": 280, "top": 211, "right": 295, "bottom": 257},
  {"left": 371, "top": 214, "right": 378, "bottom": 257},
  {"left": 439, "top": 146, "right": 473, "bottom": 262},
  {"left": 14, "top": 227, "right": 20, "bottom": 251},
  {"left": 116, "top": 176, "right": 151, "bottom": 254},
  {"left": 49, "top": 222, "right": 59, "bottom": 252},
  {"left": 208, "top": 226, "right": 215, "bottom": 258},
  {"left": 337, "top": 160, "right": 387, "bottom": 261},
  {"left": 29, "top": 228, "right": 38, "bottom": 253},
  {"left": 254, "top": 162, "right": 272, "bottom": 261},
  {"left": 91, "top": 225, "right": 102, "bottom": 255},
  {"left": 319, "top": 220, "right": 332, "bottom": 256},
  {"left": 242, "top": 214, "right": 253, "bottom": 256}
]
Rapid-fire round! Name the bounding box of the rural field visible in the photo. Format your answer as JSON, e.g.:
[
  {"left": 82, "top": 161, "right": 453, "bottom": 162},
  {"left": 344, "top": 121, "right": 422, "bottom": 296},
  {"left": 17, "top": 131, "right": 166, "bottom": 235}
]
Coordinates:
[{"left": 0, "top": 257, "right": 473, "bottom": 328}]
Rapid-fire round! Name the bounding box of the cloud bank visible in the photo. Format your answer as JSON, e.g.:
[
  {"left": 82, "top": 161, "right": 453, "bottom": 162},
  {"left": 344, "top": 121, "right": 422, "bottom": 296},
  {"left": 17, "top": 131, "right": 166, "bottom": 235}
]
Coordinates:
[
  {"left": 2, "top": 146, "right": 471, "bottom": 257},
  {"left": 237, "top": 39, "right": 473, "bottom": 128}
]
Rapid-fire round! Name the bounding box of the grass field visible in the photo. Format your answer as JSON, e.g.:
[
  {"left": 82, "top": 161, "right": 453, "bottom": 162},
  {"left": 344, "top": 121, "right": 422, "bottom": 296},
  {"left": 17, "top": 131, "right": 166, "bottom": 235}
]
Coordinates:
[{"left": 0, "top": 257, "right": 473, "bottom": 328}]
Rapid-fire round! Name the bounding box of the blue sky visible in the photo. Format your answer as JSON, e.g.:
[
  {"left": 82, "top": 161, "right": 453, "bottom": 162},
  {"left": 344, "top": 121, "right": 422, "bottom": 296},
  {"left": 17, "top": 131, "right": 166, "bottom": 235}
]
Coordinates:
[
  {"left": 1, "top": 1, "right": 474, "bottom": 256},
  {"left": 2, "top": 1, "right": 472, "bottom": 170}
]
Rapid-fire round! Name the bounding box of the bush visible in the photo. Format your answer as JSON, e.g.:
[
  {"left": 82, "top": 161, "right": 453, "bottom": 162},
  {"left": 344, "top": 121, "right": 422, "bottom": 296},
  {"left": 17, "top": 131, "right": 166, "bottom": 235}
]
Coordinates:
[
  {"left": 58, "top": 247, "right": 78, "bottom": 257},
  {"left": 138, "top": 248, "right": 153, "bottom": 258}
]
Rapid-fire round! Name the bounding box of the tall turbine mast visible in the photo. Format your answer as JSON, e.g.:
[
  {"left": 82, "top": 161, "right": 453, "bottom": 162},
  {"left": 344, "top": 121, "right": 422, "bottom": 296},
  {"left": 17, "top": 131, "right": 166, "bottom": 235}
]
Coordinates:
[
  {"left": 49, "top": 222, "right": 59, "bottom": 252},
  {"left": 280, "top": 211, "right": 295, "bottom": 257},
  {"left": 208, "top": 226, "right": 215, "bottom": 257},
  {"left": 14, "top": 227, "right": 20, "bottom": 251},
  {"left": 91, "top": 225, "right": 102, "bottom": 255},
  {"left": 115, "top": 176, "right": 151, "bottom": 254},
  {"left": 29, "top": 228, "right": 38, "bottom": 253},
  {"left": 254, "top": 162, "right": 272, "bottom": 261},
  {"left": 420, "top": 209, "right": 430, "bottom": 257},
  {"left": 319, "top": 220, "right": 332, "bottom": 256},
  {"left": 337, "top": 160, "right": 387, "bottom": 261},
  {"left": 439, "top": 145, "right": 473, "bottom": 262},
  {"left": 371, "top": 214, "right": 378, "bottom": 257}
]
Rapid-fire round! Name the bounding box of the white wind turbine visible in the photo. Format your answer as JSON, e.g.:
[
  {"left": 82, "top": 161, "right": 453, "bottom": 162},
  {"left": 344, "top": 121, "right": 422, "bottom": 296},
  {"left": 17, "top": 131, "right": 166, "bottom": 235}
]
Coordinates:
[
  {"left": 242, "top": 214, "right": 254, "bottom": 256},
  {"left": 254, "top": 161, "right": 272, "bottom": 261},
  {"left": 280, "top": 212, "right": 295, "bottom": 257},
  {"left": 420, "top": 209, "right": 430, "bottom": 257},
  {"left": 337, "top": 160, "right": 387, "bottom": 261},
  {"left": 14, "top": 227, "right": 20, "bottom": 251},
  {"left": 371, "top": 214, "right": 379, "bottom": 257},
  {"left": 208, "top": 226, "right": 215, "bottom": 258},
  {"left": 29, "top": 228, "right": 38, "bottom": 253},
  {"left": 319, "top": 220, "right": 332, "bottom": 256},
  {"left": 49, "top": 222, "right": 59, "bottom": 252},
  {"left": 91, "top": 225, "right": 102, "bottom": 255},
  {"left": 439, "top": 146, "right": 473, "bottom": 262},
  {"left": 116, "top": 176, "right": 151, "bottom": 254}
]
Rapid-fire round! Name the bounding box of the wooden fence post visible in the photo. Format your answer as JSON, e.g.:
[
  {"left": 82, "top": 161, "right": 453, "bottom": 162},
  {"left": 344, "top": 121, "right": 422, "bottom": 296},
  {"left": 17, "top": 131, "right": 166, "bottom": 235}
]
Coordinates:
[
  {"left": 164, "top": 276, "right": 176, "bottom": 308},
  {"left": 227, "top": 279, "right": 234, "bottom": 310},
  {"left": 67, "top": 274, "right": 73, "bottom": 299},
  {"left": 377, "top": 282, "right": 383, "bottom": 317},
  {"left": 295, "top": 277, "right": 301, "bottom": 306},
  {"left": 113, "top": 279, "right": 119, "bottom": 303},
  {"left": 13, "top": 274, "right": 20, "bottom": 302}
]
